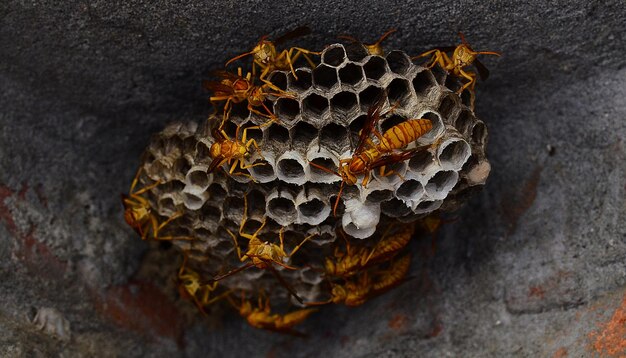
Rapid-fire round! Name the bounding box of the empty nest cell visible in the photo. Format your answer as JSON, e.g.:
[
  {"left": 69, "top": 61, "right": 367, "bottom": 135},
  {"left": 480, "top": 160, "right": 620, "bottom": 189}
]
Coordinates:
[
  {"left": 313, "top": 64, "right": 339, "bottom": 91},
  {"left": 338, "top": 62, "right": 365, "bottom": 87},
  {"left": 302, "top": 92, "right": 330, "bottom": 119},
  {"left": 412, "top": 70, "right": 436, "bottom": 97},
  {"left": 288, "top": 68, "right": 313, "bottom": 92},
  {"left": 386, "top": 50, "right": 412, "bottom": 76},
  {"left": 363, "top": 56, "right": 388, "bottom": 81},
  {"left": 321, "top": 44, "right": 347, "bottom": 67}
]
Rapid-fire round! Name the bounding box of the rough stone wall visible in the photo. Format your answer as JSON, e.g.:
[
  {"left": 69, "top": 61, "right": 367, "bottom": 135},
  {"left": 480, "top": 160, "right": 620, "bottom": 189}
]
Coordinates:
[{"left": 1, "top": 1, "right": 625, "bottom": 357}]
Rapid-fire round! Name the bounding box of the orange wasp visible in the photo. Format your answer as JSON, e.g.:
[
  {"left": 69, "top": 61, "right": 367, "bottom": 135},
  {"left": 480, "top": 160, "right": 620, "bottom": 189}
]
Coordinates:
[
  {"left": 212, "top": 195, "right": 315, "bottom": 303},
  {"left": 121, "top": 168, "right": 188, "bottom": 241},
  {"left": 203, "top": 67, "right": 294, "bottom": 126},
  {"left": 228, "top": 291, "right": 317, "bottom": 336},
  {"left": 177, "top": 254, "right": 231, "bottom": 316},
  {"left": 308, "top": 254, "right": 412, "bottom": 307},
  {"left": 338, "top": 28, "right": 397, "bottom": 56},
  {"left": 310, "top": 96, "right": 433, "bottom": 215},
  {"left": 413, "top": 32, "right": 500, "bottom": 107},
  {"left": 225, "top": 26, "right": 320, "bottom": 82},
  {"left": 207, "top": 122, "right": 271, "bottom": 180},
  {"left": 325, "top": 223, "right": 414, "bottom": 278}
]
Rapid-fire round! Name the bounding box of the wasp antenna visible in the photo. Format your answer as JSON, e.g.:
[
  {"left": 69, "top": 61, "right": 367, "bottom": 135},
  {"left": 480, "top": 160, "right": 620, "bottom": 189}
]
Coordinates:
[
  {"left": 374, "top": 28, "right": 397, "bottom": 45},
  {"left": 337, "top": 34, "right": 359, "bottom": 44},
  {"left": 458, "top": 32, "right": 468, "bottom": 44},
  {"left": 226, "top": 51, "right": 255, "bottom": 67},
  {"left": 333, "top": 181, "right": 345, "bottom": 217}
]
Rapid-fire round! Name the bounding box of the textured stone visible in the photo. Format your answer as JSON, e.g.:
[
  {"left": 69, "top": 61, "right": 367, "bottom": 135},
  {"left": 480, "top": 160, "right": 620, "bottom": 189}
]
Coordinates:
[{"left": 1, "top": 0, "right": 625, "bottom": 357}]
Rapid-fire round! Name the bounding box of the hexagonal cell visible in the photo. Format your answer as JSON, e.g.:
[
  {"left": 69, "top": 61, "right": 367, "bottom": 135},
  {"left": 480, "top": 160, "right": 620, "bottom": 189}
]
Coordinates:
[
  {"left": 412, "top": 70, "right": 436, "bottom": 97},
  {"left": 199, "top": 202, "right": 222, "bottom": 224},
  {"left": 425, "top": 170, "right": 459, "bottom": 200},
  {"left": 344, "top": 43, "right": 369, "bottom": 63},
  {"left": 413, "top": 199, "right": 443, "bottom": 214},
  {"left": 430, "top": 66, "right": 447, "bottom": 84},
  {"left": 365, "top": 189, "right": 393, "bottom": 203},
  {"left": 386, "top": 50, "right": 412, "bottom": 76},
  {"left": 208, "top": 182, "right": 227, "bottom": 201},
  {"left": 182, "top": 190, "right": 209, "bottom": 211},
  {"left": 444, "top": 74, "right": 463, "bottom": 93},
  {"left": 454, "top": 110, "right": 475, "bottom": 136},
  {"left": 321, "top": 44, "right": 347, "bottom": 67},
  {"left": 248, "top": 158, "right": 276, "bottom": 183},
  {"left": 240, "top": 217, "right": 264, "bottom": 236},
  {"left": 266, "top": 123, "right": 290, "bottom": 143},
  {"left": 358, "top": 85, "right": 386, "bottom": 111},
  {"left": 184, "top": 166, "right": 211, "bottom": 192},
  {"left": 381, "top": 198, "right": 411, "bottom": 218},
  {"left": 247, "top": 189, "right": 267, "bottom": 218},
  {"left": 241, "top": 122, "right": 264, "bottom": 143},
  {"left": 471, "top": 120, "right": 488, "bottom": 146},
  {"left": 223, "top": 196, "right": 245, "bottom": 222},
  {"left": 274, "top": 97, "right": 300, "bottom": 125},
  {"left": 313, "top": 64, "right": 339, "bottom": 91},
  {"left": 438, "top": 94, "right": 458, "bottom": 122},
  {"left": 302, "top": 92, "right": 330, "bottom": 119},
  {"left": 408, "top": 150, "right": 434, "bottom": 172},
  {"left": 437, "top": 138, "right": 471, "bottom": 171},
  {"left": 460, "top": 89, "right": 473, "bottom": 108},
  {"left": 230, "top": 101, "right": 251, "bottom": 121},
  {"left": 267, "top": 71, "right": 289, "bottom": 92},
  {"left": 465, "top": 159, "right": 491, "bottom": 186},
  {"left": 289, "top": 68, "right": 313, "bottom": 92},
  {"left": 330, "top": 91, "right": 359, "bottom": 122},
  {"left": 291, "top": 121, "right": 318, "bottom": 147},
  {"left": 266, "top": 194, "right": 297, "bottom": 226},
  {"left": 157, "top": 194, "right": 179, "bottom": 217},
  {"left": 372, "top": 161, "right": 406, "bottom": 185},
  {"left": 276, "top": 151, "right": 307, "bottom": 185},
  {"left": 363, "top": 56, "right": 388, "bottom": 81},
  {"left": 319, "top": 123, "right": 349, "bottom": 153},
  {"left": 298, "top": 198, "right": 330, "bottom": 225},
  {"left": 386, "top": 78, "right": 412, "bottom": 108},
  {"left": 395, "top": 179, "right": 424, "bottom": 202},
  {"left": 307, "top": 148, "right": 339, "bottom": 183},
  {"left": 338, "top": 62, "right": 365, "bottom": 88}
]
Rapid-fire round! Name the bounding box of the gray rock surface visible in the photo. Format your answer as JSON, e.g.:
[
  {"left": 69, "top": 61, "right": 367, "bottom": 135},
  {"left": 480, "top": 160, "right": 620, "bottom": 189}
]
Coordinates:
[{"left": 1, "top": 1, "right": 625, "bottom": 357}]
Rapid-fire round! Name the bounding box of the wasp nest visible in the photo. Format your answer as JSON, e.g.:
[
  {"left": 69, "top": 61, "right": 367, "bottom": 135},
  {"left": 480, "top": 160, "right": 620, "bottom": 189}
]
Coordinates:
[{"left": 134, "top": 43, "right": 490, "bottom": 306}]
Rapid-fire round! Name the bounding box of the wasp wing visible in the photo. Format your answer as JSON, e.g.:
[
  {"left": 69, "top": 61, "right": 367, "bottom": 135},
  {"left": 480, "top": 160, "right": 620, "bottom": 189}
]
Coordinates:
[
  {"left": 268, "top": 265, "right": 304, "bottom": 304},
  {"left": 274, "top": 26, "right": 312, "bottom": 45},
  {"left": 355, "top": 93, "right": 387, "bottom": 155},
  {"left": 203, "top": 80, "right": 236, "bottom": 94},
  {"left": 474, "top": 59, "right": 490, "bottom": 81}
]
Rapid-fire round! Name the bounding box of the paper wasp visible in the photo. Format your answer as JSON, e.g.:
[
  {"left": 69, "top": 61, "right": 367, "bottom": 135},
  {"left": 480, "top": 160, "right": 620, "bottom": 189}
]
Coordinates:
[
  {"left": 308, "top": 254, "right": 412, "bottom": 307},
  {"left": 225, "top": 26, "right": 320, "bottom": 82},
  {"left": 310, "top": 96, "right": 433, "bottom": 215},
  {"left": 228, "top": 290, "right": 317, "bottom": 336},
  {"left": 177, "top": 254, "right": 231, "bottom": 315},
  {"left": 121, "top": 168, "right": 188, "bottom": 241},
  {"left": 338, "top": 28, "right": 397, "bottom": 56},
  {"left": 325, "top": 223, "right": 414, "bottom": 278},
  {"left": 203, "top": 67, "right": 294, "bottom": 126},
  {"left": 413, "top": 32, "right": 500, "bottom": 108},
  {"left": 212, "top": 195, "right": 315, "bottom": 303},
  {"left": 208, "top": 122, "right": 272, "bottom": 180}
]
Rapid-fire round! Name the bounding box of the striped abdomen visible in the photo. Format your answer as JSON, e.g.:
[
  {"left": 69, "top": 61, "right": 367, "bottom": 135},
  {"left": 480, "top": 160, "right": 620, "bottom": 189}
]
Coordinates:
[{"left": 378, "top": 119, "right": 433, "bottom": 152}]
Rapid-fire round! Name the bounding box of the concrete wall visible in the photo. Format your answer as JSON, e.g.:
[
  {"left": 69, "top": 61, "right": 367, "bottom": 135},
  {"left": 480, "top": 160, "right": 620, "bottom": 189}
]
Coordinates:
[{"left": 1, "top": 0, "right": 625, "bottom": 356}]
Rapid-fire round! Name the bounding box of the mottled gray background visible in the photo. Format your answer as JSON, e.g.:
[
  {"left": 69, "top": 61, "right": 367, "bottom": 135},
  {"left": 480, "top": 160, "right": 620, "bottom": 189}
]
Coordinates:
[{"left": 1, "top": 1, "right": 625, "bottom": 357}]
